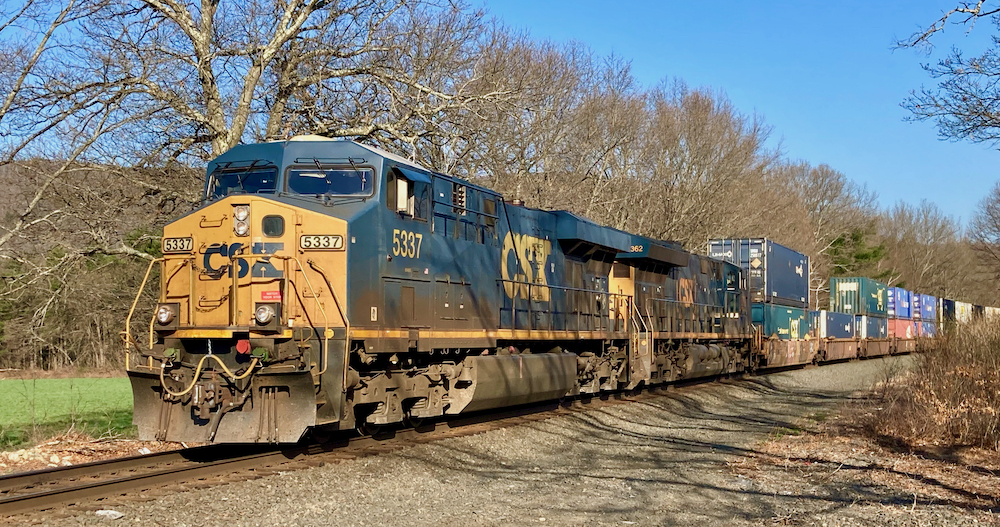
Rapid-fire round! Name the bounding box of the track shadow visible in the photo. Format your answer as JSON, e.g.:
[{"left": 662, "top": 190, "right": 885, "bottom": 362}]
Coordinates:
[{"left": 385, "top": 357, "right": 998, "bottom": 523}]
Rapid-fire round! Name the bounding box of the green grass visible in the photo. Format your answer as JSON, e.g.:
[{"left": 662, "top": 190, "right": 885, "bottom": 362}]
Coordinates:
[
  {"left": 0, "top": 377, "right": 134, "bottom": 450},
  {"left": 769, "top": 425, "right": 804, "bottom": 440}
]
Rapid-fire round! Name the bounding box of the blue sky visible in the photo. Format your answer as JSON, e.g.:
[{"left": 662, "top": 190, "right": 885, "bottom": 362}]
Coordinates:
[{"left": 481, "top": 0, "right": 998, "bottom": 225}]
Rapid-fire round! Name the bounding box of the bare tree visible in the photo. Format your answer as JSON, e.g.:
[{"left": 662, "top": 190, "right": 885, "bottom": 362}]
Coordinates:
[
  {"left": 900, "top": 2, "right": 1000, "bottom": 144},
  {"left": 880, "top": 200, "right": 964, "bottom": 292},
  {"left": 971, "top": 181, "right": 1000, "bottom": 275}
]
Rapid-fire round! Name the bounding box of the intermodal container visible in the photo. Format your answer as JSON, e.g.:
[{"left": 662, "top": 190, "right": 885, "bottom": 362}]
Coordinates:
[
  {"left": 810, "top": 310, "right": 854, "bottom": 339},
  {"left": 974, "top": 305, "right": 985, "bottom": 319},
  {"left": 986, "top": 306, "right": 1000, "bottom": 319},
  {"left": 913, "top": 294, "right": 937, "bottom": 321},
  {"left": 855, "top": 315, "right": 888, "bottom": 339},
  {"left": 887, "top": 287, "right": 912, "bottom": 319},
  {"left": 887, "top": 318, "right": 917, "bottom": 339},
  {"left": 708, "top": 239, "right": 809, "bottom": 308},
  {"left": 829, "top": 277, "right": 888, "bottom": 316},
  {"left": 753, "top": 303, "right": 810, "bottom": 340},
  {"left": 956, "top": 301, "right": 973, "bottom": 323},
  {"left": 918, "top": 321, "right": 937, "bottom": 337},
  {"left": 939, "top": 298, "right": 956, "bottom": 324}
]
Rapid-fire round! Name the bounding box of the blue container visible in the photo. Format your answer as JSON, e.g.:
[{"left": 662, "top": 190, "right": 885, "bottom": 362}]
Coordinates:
[
  {"left": 810, "top": 310, "right": 855, "bottom": 339},
  {"left": 708, "top": 238, "right": 809, "bottom": 308},
  {"left": 913, "top": 294, "right": 937, "bottom": 322},
  {"left": 855, "top": 315, "right": 888, "bottom": 339},
  {"left": 939, "top": 298, "right": 955, "bottom": 323},
  {"left": 887, "top": 287, "right": 912, "bottom": 319},
  {"left": 919, "top": 321, "right": 937, "bottom": 337},
  {"left": 753, "top": 303, "right": 810, "bottom": 340}
]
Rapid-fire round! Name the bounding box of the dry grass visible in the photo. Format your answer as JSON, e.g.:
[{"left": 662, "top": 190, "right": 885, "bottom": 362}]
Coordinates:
[{"left": 866, "top": 319, "right": 1000, "bottom": 450}]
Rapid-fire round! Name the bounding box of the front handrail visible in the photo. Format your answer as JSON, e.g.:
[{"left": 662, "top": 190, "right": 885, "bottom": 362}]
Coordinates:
[
  {"left": 122, "top": 257, "right": 164, "bottom": 369},
  {"left": 306, "top": 260, "right": 351, "bottom": 384},
  {"left": 123, "top": 252, "right": 335, "bottom": 379}
]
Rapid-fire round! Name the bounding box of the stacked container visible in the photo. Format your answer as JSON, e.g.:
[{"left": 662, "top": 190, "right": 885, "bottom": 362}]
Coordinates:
[
  {"left": 887, "top": 318, "right": 917, "bottom": 339},
  {"left": 939, "top": 298, "right": 956, "bottom": 326},
  {"left": 956, "top": 301, "right": 973, "bottom": 323},
  {"left": 829, "top": 277, "right": 888, "bottom": 316},
  {"left": 709, "top": 238, "right": 810, "bottom": 340},
  {"left": 887, "top": 287, "right": 912, "bottom": 319},
  {"left": 856, "top": 315, "right": 889, "bottom": 339},
  {"left": 830, "top": 277, "right": 890, "bottom": 341},
  {"left": 885, "top": 286, "right": 917, "bottom": 345},
  {"left": 913, "top": 293, "right": 937, "bottom": 322},
  {"left": 810, "top": 310, "right": 855, "bottom": 339},
  {"left": 912, "top": 293, "right": 937, "bottom": 337},
  {"left": 707, "top": 239, "right": 809, "bottom": 307},
  {"left": 753, "top": 304, "right": 810, "bottom": 340}
]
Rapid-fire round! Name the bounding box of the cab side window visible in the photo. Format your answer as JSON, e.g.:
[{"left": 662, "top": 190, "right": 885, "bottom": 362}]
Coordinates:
[{"left": 387, "top": 167, "right": 429, "bottom": 221}]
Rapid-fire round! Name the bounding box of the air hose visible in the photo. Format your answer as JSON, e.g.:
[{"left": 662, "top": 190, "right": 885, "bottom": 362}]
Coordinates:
[{"left": 158, "top": 355, "right": 260, "bottom": 398}]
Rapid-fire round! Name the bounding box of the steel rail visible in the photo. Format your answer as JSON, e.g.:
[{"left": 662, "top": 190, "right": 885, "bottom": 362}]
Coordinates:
[{"left": 0, "top": 444, "right": 283, "bottom": 516}]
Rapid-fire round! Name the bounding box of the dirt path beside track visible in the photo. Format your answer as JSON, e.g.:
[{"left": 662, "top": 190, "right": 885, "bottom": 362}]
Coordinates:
[{"left": 48, "top": 355, "right": 999, "bottom": 526}]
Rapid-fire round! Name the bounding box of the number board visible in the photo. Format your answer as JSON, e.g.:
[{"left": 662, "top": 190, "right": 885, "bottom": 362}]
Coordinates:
[
  {"left": 300, "top": 235, "right": 344, "bottom": 250},
  {"left": 162, "top": 237, "right": 194, "bottom": 253}
]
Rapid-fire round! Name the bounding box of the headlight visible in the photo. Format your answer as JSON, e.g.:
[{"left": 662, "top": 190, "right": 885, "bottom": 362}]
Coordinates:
[
  {"left": 255, "top": 304, "right": 275, "bottom": 325},
  {"left": 233, "top": 205, "right": 250, "bottom": 221},
  {"left": 156, "top": 304, "right": 175, "bottom": 325},
  {"left": 234, "top": 220, "right": 250, "bottom": 236}
]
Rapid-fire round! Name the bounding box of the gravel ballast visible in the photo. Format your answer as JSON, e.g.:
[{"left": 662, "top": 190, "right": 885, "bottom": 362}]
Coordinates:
[{"left": 46, "top": 355, "right": 996, "bottom": 526}]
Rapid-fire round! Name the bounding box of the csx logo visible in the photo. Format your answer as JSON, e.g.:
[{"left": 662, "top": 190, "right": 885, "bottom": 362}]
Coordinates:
[
  {"left": 501, "top": 232, "right": 551, "bottom": 301},
  {"left": 203, "top": 242, "right": 283, "bottom": 279}
]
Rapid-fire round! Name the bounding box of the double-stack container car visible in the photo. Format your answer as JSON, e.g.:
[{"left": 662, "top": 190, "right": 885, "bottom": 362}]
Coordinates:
[
  {"left": 886, "top": 286, "right": 917, "bottom": 352},
  {"left": 829, "top": 277, "right": 891, "bottom": 356},
  {"left": 709, "top": 239, "right": 814, "bottom": 366},
  {"left": 809, "top": 309, "right": 857, "bottom": 361},
  {"left": 913, "top": 293, "right": 937, "bottom": 337}
]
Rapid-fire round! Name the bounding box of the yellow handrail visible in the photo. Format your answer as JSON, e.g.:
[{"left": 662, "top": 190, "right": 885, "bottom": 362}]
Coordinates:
[
  {"left": 306, "top": 260, "right": 350, "bottom": 381},
  {"left": 122, "top": 257, "right": 163, "bottom": 370}
]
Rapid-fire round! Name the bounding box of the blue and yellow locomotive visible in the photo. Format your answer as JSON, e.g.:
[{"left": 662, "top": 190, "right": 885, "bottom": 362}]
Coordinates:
[{"left": 124, "top": 136, "right": 752, "bottom": 443}]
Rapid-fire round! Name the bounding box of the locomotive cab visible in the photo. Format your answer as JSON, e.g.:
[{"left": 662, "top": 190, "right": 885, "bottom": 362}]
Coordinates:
[{"left": 126, "top": 136, "right": 396, "bottom": 443}]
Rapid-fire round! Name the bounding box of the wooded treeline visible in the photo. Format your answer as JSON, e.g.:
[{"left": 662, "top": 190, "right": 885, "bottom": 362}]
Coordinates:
[{"left": 0, "top": 0, "right": 996, "bottom": 369}]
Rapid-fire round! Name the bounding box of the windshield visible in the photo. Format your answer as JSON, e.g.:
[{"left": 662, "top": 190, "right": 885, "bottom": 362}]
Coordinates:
[
  {"left": 208, "top": 167, "right": 278, "bottom": 199},
  {"left": 287, "top": 167, "right": 373, "bottom": 197}
]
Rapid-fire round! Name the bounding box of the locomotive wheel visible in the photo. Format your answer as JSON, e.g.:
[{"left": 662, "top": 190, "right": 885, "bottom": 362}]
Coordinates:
[
  {"left": 358, "top": 421, "right": 382, "bottom": 437},
  {"left": 309, "top": 425, "right": 337, "bottom": 444},
  {"left": 403, "top": 414, "right": 424, "bottom": 429}
]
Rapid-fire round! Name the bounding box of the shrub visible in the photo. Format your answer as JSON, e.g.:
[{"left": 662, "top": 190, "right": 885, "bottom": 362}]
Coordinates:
[{"left": 867, "top": 318, "right": 1000, "bottom": 449}]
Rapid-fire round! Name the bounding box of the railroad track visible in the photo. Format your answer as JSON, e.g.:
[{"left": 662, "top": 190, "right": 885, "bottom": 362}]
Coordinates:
[
  {"left": 0, "top": 389, "right": 660, "bottom": 522},
  {"left": 0, "top": 362, "right": 843, "bottom": 522}
]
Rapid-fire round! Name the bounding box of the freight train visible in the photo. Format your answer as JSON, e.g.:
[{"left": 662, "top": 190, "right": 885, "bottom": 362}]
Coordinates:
[{"left": 122, "top": 136, "right": 937, "bottom": 444}]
